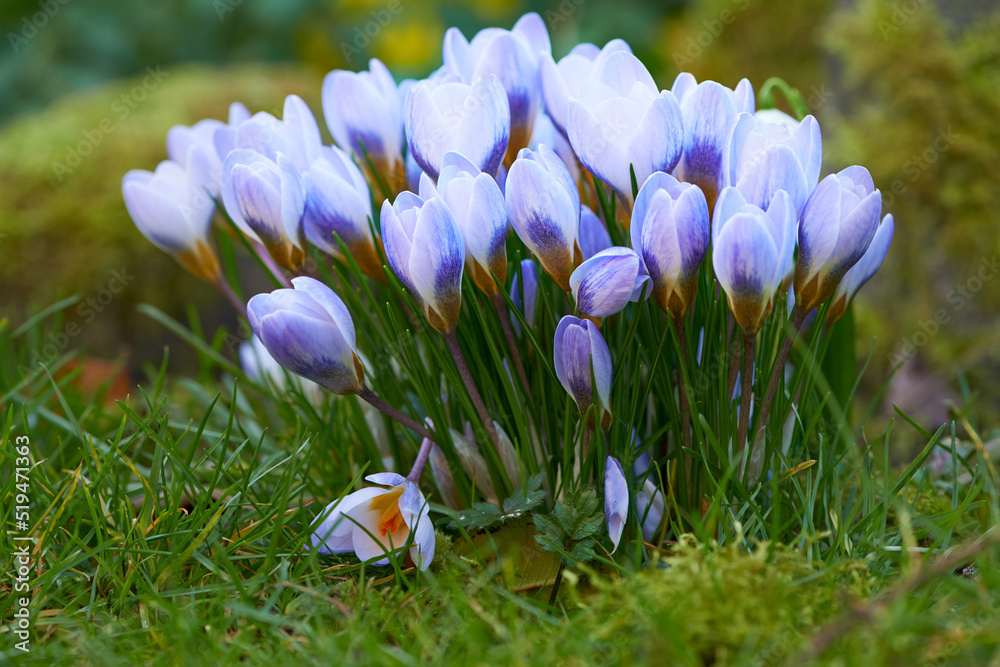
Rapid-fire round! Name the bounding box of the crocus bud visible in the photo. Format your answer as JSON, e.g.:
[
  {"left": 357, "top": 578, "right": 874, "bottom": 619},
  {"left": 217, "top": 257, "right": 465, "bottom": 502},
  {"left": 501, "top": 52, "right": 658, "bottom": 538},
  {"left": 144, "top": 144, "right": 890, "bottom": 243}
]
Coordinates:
[
  {"left": 712, "top": 189, "right": 797, "bottom": 334},
  {"left": 166, "top": 118, "right": 225, "bottom": 198},
  {"left": 605, "top": 456, "right": 628, "bottom": 553},
  {"left": 793, "top": 166, "right": 883, "bottom": 313},
  {"left": 302, "top": 145, "right": 381, "bottom": 278},
  {"left": 380, "top": 193, "right": 465, "bottom": 334},
  {"left": 323, "top": 58, "right": 406, "bottom": 192},
  {"left": 406, "top": 75, "right": 510, "bottom": 180},
  {"left": 122, "top": 161, "right": 221, "bottom": 283},
  {"left": 510, "top": 259, "right": 538, "bottom": 334},
  {"left": 240, "top": 335, "right": 324, "bottom": 406},
  {"left": 506, "top": 145, "right": 582, "bottom": 291},
  {"left": 630, "top": 172, "right": 710, "bottom": 318},
  {"left": 211, "top": 102, "right": 252, "bottom": 162},
  {"left": 569, "top": 247, "right": 650, "bottom": 318},
  {"left": 723, "top": 111, "right": 822, "bottom": 215},
  {"left": 221, "top": 149, "right": 306, "bottom": 270},
  {"left": 567, "top": 51, "right": 683, "bottom": 203},
  {"left": 235, "top": 95, "right": 324, "bottom": 172},
  {"left": 554, "top": 315, "right": 613, "bottom": 428},
  {"left": 540, "top": 39, "right": 632, "bottom": 138},
  {"left": 579, "top": 204, "right": 612, "bottom": 260},
  {"left": 311, "top": 472, "right": 435, "bottom": 570},
  {"left": 670, "top": 73, "right": 754, "bottom": 210},
  {"left": 828, "top": 214, "right": 894, "bottom": 324},
  {"left": 429, "top": 441, "right": 460, "bottom": 509},
  {"left": 636, "top": 478, "right": 664, "bottom": 541},
  {"left": 435, "top": 152, "right": 509, "bottom": 296},
  {"left": 246, "top": 277, "right": 364, "bottom": 395},
  {"left": 442, "top": 13, "right": 550, "bottom": 163}
]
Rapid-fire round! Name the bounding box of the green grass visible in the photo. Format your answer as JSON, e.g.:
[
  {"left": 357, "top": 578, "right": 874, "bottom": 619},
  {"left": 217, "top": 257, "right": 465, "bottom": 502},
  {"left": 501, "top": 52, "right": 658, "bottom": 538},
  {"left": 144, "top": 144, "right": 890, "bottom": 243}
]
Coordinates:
[{"left": 2, "top": 297, "right": 1000, "bottom": 665}]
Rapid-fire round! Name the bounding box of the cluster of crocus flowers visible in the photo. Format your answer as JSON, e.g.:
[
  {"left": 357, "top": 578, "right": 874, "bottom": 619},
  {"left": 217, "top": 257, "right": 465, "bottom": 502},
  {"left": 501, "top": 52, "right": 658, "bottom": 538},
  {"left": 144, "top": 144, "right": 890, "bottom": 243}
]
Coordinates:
[{"left": 122, "top": 10, "right": 895, "bottom": 566}]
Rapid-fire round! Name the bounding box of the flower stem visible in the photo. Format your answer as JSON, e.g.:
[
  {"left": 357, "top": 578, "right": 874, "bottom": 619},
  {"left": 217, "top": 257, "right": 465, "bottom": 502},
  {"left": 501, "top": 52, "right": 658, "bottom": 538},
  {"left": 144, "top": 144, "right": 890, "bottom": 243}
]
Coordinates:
[
  {"left": 736, "top": 332, "right": 756, "bottom": 452},
  {"left": 491, "top": 292, "right": 532, "bottom": 401},
  {"left": 214, "top": 275, "right": 246, "bottom": 316},
  {"left": 406, "top": 435, "right": 435, "bottom": 484},
  {"left": 444, "top": 331, "right": 500, "bottom": 449},
  {"left": 726, "top": 314, "right": 740, "bottom": 400},
  {"left": 357, "top": 386, "right": 436, "bottom": 442},
  {"left": 252, "top": 242, "right": 292, "bottom": 288},
  {"left": 672, "top": 314, "right": 692, "bottom": 452},
  {"left": 755, "top": 306, "right": 808, "bottom": 442}
]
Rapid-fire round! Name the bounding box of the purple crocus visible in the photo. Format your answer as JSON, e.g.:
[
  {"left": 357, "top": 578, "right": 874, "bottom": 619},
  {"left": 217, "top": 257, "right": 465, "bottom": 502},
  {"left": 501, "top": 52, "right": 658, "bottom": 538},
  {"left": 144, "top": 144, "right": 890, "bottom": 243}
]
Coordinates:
[
  {"left": 605, "top": 456, "right": 628, "bottom": 553},
  {"left": 554, "top": 315, "right": 613, "bottom": 428},
  {"left": 506, "top": 145, "right": 582, "bottom": 291},
  {"left": 828, "top": 214, "right": 894, "bottom": 323},
  {"left": 380, "top": 193, "right": 466, "bottom": 334},
  {"left": 566, "top": 51, "right": 683, "bottom": 203},
  {"left": 246, "top": 277, "right": 364, "bottom": 395},
  {"left": 569, "top": 247, "right": 650, "bottom": 318},
  {"left": 793, "top": 166, "right": 883, "bottom": 313},
  {"left": 630, "top": 172, "right": 710, "bottom": 318},
  {"left": 670, "top": 73, "right": 754, "bottom": 210},
  {"left": 712, "top": 188, "right": 797, "bottom": 334}
]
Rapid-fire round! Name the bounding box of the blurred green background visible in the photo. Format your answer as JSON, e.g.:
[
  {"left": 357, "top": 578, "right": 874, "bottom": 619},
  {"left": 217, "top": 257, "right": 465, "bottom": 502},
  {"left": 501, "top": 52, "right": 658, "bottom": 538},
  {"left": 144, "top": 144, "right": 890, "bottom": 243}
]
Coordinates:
[{"left": 1, "top": 0, "right": 998, "bottom": 442}]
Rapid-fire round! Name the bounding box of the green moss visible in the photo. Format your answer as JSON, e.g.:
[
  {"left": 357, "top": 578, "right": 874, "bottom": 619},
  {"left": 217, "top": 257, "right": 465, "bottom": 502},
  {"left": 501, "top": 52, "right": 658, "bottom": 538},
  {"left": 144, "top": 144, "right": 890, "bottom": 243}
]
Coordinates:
[
  {"left": 824, "top": 1, "right": 1000, "bottom": 390},
  {"left": 0, "top": 64, "right": 320, "bottom": 300}
]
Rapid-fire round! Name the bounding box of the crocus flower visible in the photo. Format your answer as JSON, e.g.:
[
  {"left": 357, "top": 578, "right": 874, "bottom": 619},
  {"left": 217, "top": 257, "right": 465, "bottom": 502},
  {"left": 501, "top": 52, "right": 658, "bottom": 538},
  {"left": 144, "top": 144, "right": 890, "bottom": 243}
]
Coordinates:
[
  {"left": 529, "top": 111, "right": 581, "bottom": 183},
  {"left": 554, "top": 315, "right": 613, "bottom": 428},
  {"left": 246, "top": 277, "right": 364, "bottom": 395},
  {"left": 381, "top": 193, "right": 465, "bottom": 334},
  {"left": 722, "top": 111, "right": 822, "bottom": 215},
  {"left": 605, "top": 456, "right": 628, "bottom": 553},
  {"left": 636, "top": 478, "right": 664, "bottom": 541},
  {"left": 442, "top": 12, "right": 550, "bottom": 163},
  {"left": 567, "top": 51, "right": 683, "bottom": 202},
  {"left": 221, "top": 149, "right": 307, "bottom": 270},
  {"left": 322, "top": 58, "right": 406, "bottom": 192},
  {"left": 506, "top": 145, "right": 582, "bottom": 291},
  {"left": 221, "top": 95, "right": 322, "bottom": 269},
  {"left": 122, "top": 160, "right": 221, "bottom": 283},
  {"left": 579, "top": 204, "right": 613, "bottom": 260},
  {"left": 539, "top": 39, "right": 632, "bottom": 138},
  {"left": 630, "top": 172, "right": 710, "bottom": 318},
  {"left": 792, "top": 166, "right": 883, "bottom": 313},
  {"left": 712, "top": 189, "right": 797, "bottom": 334},
  {"left": 670, "top": 73, "right": 754, "bottom": 210},
  {"left": 828, "top": 214, "right": 894, "bottom": 323},
  {"left": 434, "top": 152, "right": 509, "bottom": 296},
  {"left": 166, "top": 102, "right": 251, "bottom": 198},
  {"left": 406, "top": 75, "right": 510, "bottom": 180},
  {"left": 569, "top": 247, "right": 650, "bottom": 318},
  {"left": 714, "top": 186, "right": 797, "bottom": 288},
  {"left": 311, "top": 472, "right": 435, "bottom": 570},
  {"left": 510, "top": 259, "right": 538, "bottom": 334},
  {"left": 240, "top": 335, "right": 323, "bottom": 406},
  {"left": 302, "top": 145, "right": 381, "bottom": 278}
]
